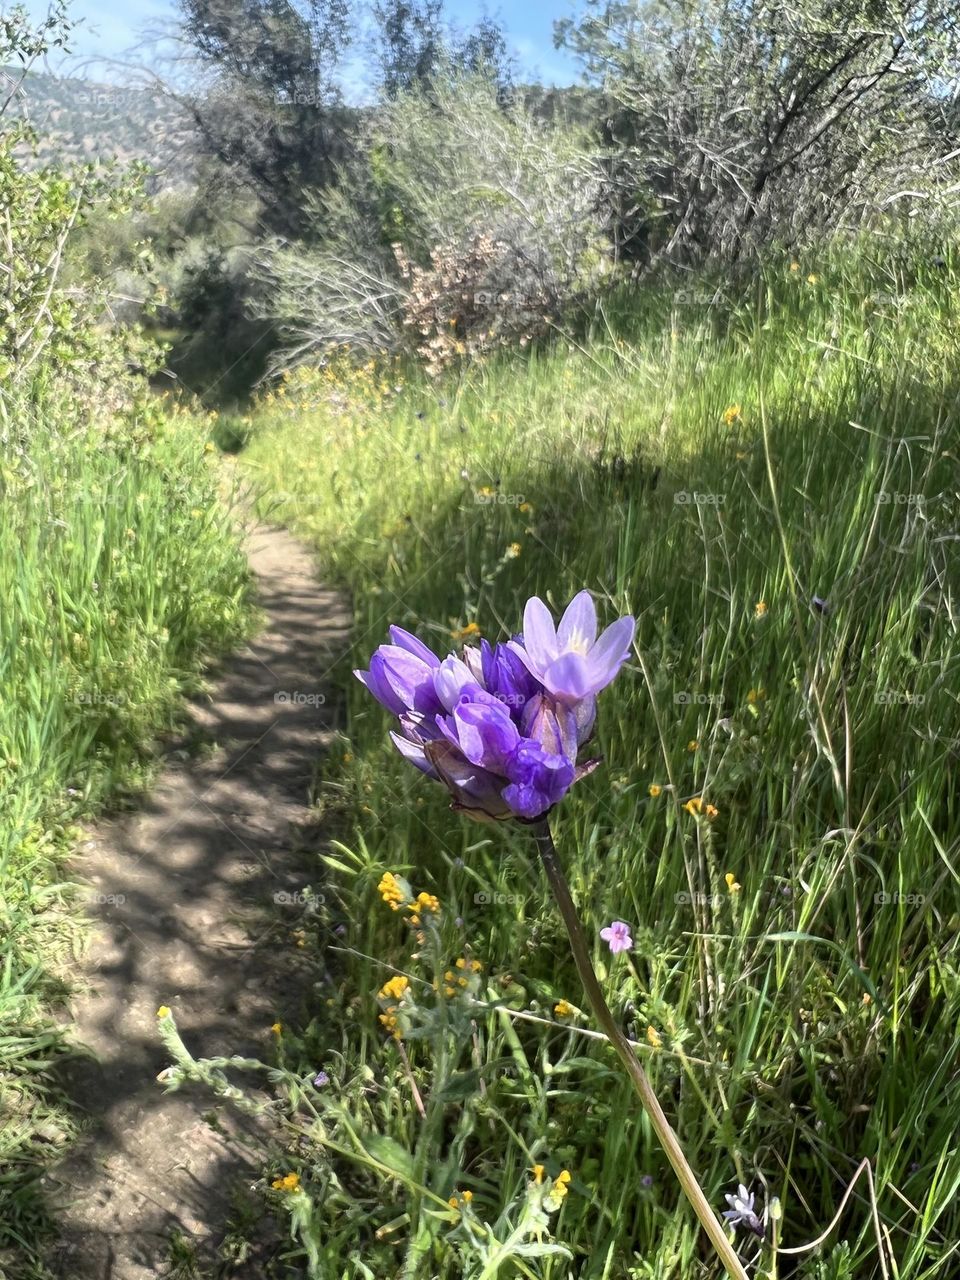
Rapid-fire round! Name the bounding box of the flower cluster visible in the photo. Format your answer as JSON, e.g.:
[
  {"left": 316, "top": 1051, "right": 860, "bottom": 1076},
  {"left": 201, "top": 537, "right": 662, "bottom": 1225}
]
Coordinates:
[
  {"left": 356, "top": 591, "right": 635, "bottom": 822},
  {"left": 378, "top": 871, "right": 441, "bottom": 931},
  {"left": 377, "top": 974, "right": 412, "bottom": 1038},
  {"left": 441, "top": 956, "right": 483, "bottom": 998}
]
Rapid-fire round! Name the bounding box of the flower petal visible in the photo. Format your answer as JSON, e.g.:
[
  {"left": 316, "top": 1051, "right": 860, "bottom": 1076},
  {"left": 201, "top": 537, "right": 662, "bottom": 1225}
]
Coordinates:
[
  {"left": 390, "top": 731, "right": 439, "bottom": 778},
  {"left": 541, "top": 651, "right": 594, "bottom": 702},
  {"left": 557, "top": 590, "right": 598, "bottom": 652},
  {"left": 583, "top": 615, "right": 635, "bottom": 692},
  {"left": 520, "top": 596, "right": 558, "bottom": 675},
  {"left": 433, "top": 655, "right": 476, "bottom": 711},
  {"left": 388, "top": 626, "right": 441, "bottom": 667}
]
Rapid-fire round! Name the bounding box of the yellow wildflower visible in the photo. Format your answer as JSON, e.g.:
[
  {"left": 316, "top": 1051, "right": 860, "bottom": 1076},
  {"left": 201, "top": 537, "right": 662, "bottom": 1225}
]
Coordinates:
[
  {"left": 378, "top": 975, "right": 410, "bottom": 1002},
  {"left": 532, "top": 1164, "right": 545, "bottom": 1185},
  {"left": 789, "top": 261, "right": 800, "bottom": 272},
  {"left": 646, "top": 1025, "right": 662, "bottom": 1050},
  {"left": 544, "top": 1169, "right": 573, "bottom": 1211},
  {"left": 684, "top": 796, "right": 704, "bottom": 815},
  {"left": 687, "top": 739, "right": 699, "bottom": 752},
  {"left": 722, "top": 403, "right": 741, "bottom": 426},
  {"left": 270, "top": 1021, "right": 282, "bottom": 1036},
  {"left": 754, "top": 600, "right": 768, "bottom": 618},
  {"left": 648, "top": 783, "right": 662, "bottom": 798},
  {"left": 506, "top": 542, "right": 522, "bottom": 559},
  {"left": 554, "top": 999, "right": 575, "bottom": 1018},
  {"left": 412, "top": 891, "right": 440, "bottom": 916},
  {"left": 271, "top": 1172, "right": 300, "bottom": 1192},
  {"left": 705, "top": 803, "right": 719, "bottom": 820},
  {"left": 747, "top": 687, "right": 766, "bottom": 704},
  {"left": 452, "top": 621, "right": 481, "bottom": 643},
  {"left": 156, "top": 1005, "right": 170, "bottom": 1018},
  {"left": 378, "top": 871, "right": 406, "bottom": 911},
  {"left": 725, "top": 872, "right": 742, "bottom": 893},
  {"left": 518, "top": 502, "right": 533, "bottom": 513}
]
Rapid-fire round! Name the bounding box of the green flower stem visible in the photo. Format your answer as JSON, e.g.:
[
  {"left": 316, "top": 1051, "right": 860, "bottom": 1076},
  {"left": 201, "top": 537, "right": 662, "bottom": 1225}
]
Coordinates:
[{"left": 532, "top": 818, "right": 749, "bottom": 1280}]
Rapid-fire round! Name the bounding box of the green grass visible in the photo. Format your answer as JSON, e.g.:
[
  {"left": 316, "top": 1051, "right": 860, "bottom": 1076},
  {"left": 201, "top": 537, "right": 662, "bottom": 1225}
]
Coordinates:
[
  {"left": 230, "top": 238, "right": 960, "bottom": 1279},
  {"left": 0, "top": 398, "right": 252, "bottom": 1276}
]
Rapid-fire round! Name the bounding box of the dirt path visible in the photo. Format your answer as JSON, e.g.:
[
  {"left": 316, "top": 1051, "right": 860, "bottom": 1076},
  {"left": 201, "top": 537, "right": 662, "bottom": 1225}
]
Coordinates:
[{"left": 45, "top": 520, "right": 350, "bottom": 1279}]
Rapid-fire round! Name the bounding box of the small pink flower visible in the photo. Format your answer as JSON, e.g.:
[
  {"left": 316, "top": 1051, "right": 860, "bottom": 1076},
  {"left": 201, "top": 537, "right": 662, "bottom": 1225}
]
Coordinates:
[{"left": 600, "top": 920, "right": 633, "bottom": 954}]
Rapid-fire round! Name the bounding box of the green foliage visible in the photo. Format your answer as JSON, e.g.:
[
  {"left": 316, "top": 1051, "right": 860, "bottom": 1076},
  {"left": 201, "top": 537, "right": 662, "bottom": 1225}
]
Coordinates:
[
  {"left": 559, "top": 0, "right": 960, "bottom": 264},
  {"left": 255, "top": 72, "right": 610, "bottom": 372},
  {"left": 228, "top": 236, "right": 960, "bottom": 1276},
  {"left": 0, "top": 401, "right": 253, "bottom": 1274},
  {"left": 0, "top": 9, "right": 255, "bottom": 1273}
]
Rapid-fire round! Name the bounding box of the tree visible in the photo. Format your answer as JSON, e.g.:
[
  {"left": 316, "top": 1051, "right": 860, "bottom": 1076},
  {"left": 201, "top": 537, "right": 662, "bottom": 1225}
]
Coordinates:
[
  {"left": 175, "top": 0, "right": 354, "bottom": 239},
  {"left": 372, "top": 1, "right": 512, "bottom": 98},
  {"left": 558, "top": 0, "right": 960, "bottom": 265}
]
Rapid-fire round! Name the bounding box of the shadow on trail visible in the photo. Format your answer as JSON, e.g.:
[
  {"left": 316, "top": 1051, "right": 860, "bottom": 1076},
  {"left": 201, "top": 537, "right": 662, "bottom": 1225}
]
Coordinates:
[{"left": 41, "top": 524, "right": 350, "bottom": 1280}]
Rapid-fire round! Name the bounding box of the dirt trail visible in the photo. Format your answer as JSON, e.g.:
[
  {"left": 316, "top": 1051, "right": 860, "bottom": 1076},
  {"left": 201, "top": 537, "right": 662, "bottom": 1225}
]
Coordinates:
[{"left": 45, "top": 520, "right": 350, "bottom": 1279}]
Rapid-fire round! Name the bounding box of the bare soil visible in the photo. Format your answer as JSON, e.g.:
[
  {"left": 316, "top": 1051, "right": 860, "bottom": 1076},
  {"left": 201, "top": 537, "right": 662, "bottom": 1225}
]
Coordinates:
[{"left": 43, "top": 521, "right": 349, "bottom": 1279}]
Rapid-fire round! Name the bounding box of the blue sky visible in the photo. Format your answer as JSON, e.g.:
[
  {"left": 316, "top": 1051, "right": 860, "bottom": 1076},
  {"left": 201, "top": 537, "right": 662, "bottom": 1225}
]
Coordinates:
[{"left": 19, "top": 0, "right": 586, "bottom": 91}]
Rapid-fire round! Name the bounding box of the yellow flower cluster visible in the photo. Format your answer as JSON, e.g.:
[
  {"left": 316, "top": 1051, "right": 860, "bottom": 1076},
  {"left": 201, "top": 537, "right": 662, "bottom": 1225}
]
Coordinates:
[
  {"left": 408, "top": 890, "right": 440, "bottom": 927},
  {"left": 442, "top": 956, "right": 483, "bottom": 998},
  {"left": 452, "top": 621, "right": 481, "bottom": 642},
  {"left": 447, "top": 1189, "right": 474, "bottom": 1214},
  {"left": 377, "top": 973, "right": 411, "bottom": 1038},
  {"left": 378, "top": 871, "right": 407, "bottom": 911},
  {"left": 683, "top": 796, "right": 718, "bottom": 819},
  {"left": 271, "top": 1172, "right": 300, "bottom": 1192},
  {"left": 554, "top": 998, "right": 575, "bottom": 1019},
  {"left": 532, "top": 1164, "right": 572, "bottom": 1211},
  {"left": 379, "top": 975, "right": 410, "bottom": 1001}
]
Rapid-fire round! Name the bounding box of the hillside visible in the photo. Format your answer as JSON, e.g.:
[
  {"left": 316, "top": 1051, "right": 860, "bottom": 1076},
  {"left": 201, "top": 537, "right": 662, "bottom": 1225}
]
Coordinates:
[{"left": 2, "top": 66, "right": 198, "bottom": 185}]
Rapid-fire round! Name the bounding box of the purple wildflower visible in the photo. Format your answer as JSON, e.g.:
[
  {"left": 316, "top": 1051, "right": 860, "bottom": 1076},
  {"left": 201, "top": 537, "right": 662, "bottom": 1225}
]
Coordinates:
[
  {"left": 600, "top": 920, "right": 633, "bottom": 954},
  {"left": 354, "top": 592, "right": 634, "bottom": 823},
  {"left": 512, "top": 591, "right": 635, "bottom": 704},
  {"left": 313, "top": 1070, "right": 330, "bottom": 1087},
  {"left": 722, "top": 1184, "right": 765, "bottom": 1237}
]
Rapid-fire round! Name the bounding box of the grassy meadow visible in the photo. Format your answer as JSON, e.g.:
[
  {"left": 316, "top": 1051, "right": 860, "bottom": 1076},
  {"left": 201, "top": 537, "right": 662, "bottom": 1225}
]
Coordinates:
[
  {"left": 0, "top": 399, "right": 252, "bottom": 1270},
  {"left": 227, "top": 244, "right": 960, "bottom": 1278}
]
